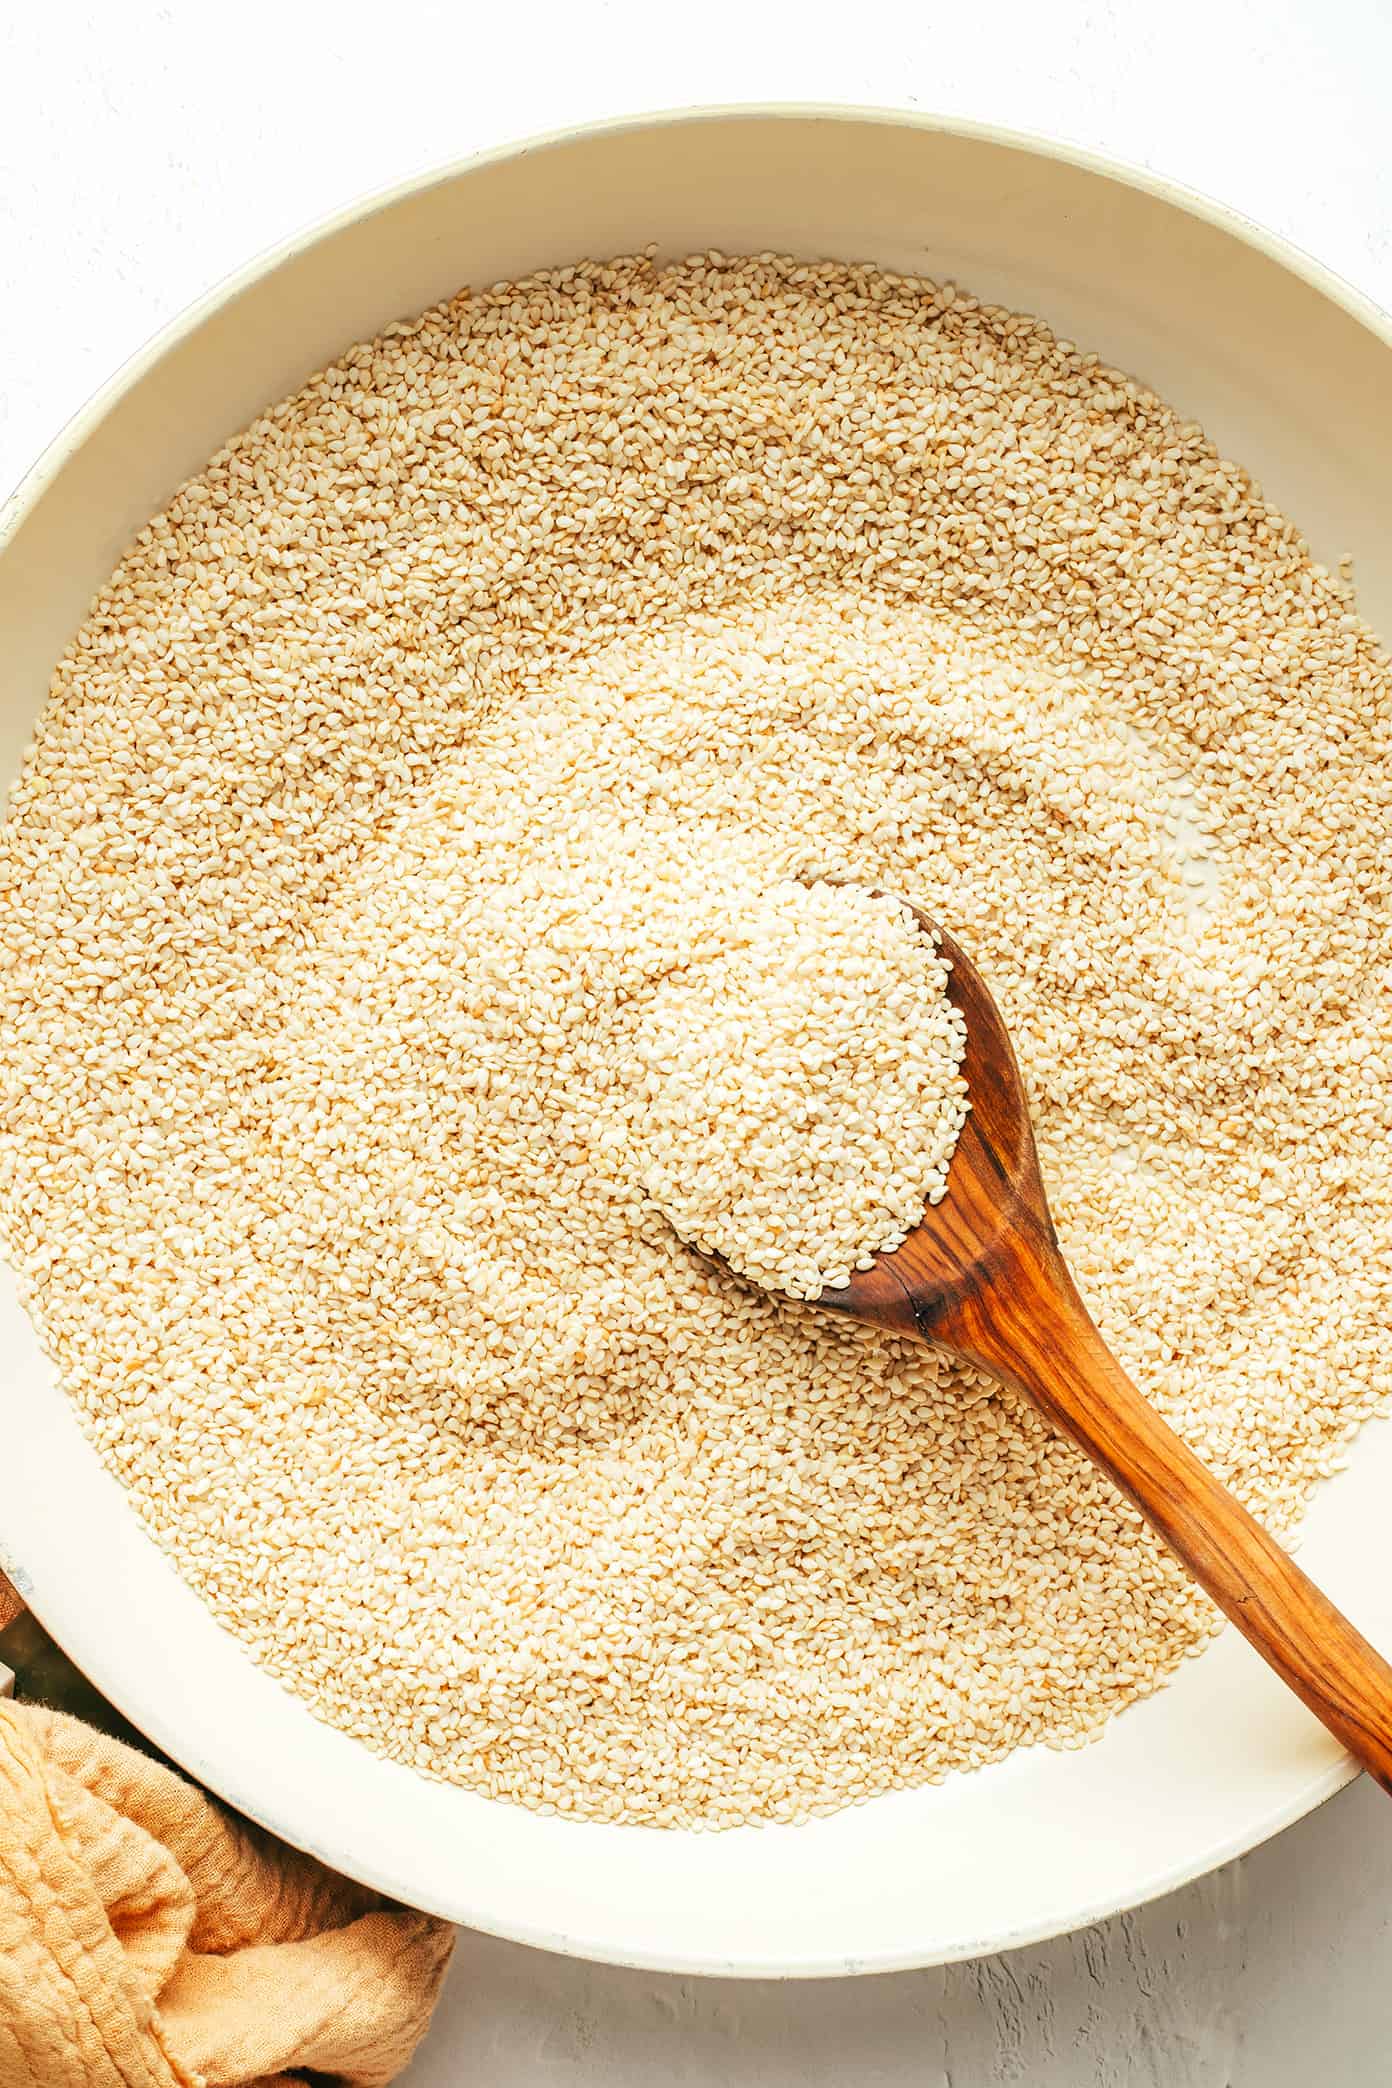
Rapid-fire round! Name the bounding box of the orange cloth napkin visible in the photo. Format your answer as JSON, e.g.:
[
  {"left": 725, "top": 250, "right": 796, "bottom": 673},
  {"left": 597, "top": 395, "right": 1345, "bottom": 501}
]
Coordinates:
[{"left": 0, "top": 1700, "right": 454, "bottom": 2087}]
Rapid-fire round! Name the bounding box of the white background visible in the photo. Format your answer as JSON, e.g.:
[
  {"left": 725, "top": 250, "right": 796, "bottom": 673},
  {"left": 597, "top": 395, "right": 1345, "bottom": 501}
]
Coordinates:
[{"left": 5, "top": 2, "right": 1392, "bottom": 2080}]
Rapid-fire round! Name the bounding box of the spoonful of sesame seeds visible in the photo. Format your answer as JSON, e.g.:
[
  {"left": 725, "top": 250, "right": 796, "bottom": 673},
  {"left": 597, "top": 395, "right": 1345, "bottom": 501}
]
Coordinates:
[{"left": 710, "top": 898, "right": 1392, "bottom": 1792}]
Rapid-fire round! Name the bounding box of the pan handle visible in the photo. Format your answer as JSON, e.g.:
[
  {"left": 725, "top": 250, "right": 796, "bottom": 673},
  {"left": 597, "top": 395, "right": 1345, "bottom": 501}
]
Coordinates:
[{"left": 0, "top": 1569, "right": 178, "bottom": 1763}]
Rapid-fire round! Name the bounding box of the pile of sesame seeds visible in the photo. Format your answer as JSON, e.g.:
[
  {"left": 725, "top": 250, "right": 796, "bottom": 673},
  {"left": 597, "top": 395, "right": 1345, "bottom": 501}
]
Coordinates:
[
  {"left": 606, "top": 876, "right": 968, "bottom": 1299},
  {"left": 1, "top": 251, "right": 1390, "bottom": 1829}
]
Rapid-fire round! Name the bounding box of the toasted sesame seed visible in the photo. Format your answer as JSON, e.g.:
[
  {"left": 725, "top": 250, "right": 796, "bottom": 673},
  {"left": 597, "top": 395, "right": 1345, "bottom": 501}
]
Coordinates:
[{"left": 0, "top": 251, "right": 1389, "bottom": 1830}]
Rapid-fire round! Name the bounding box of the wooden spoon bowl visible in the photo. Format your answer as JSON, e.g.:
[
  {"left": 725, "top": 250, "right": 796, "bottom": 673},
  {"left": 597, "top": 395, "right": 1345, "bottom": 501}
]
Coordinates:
[{"left": 818, "top": 904, "right": 1392, "bottom": 1792}]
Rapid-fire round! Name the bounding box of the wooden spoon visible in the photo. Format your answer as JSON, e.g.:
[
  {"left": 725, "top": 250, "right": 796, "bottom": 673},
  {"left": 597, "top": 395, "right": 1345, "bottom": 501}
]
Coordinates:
[{"left": 817, "top": 905, "right": 1392, "bottom": 1791}]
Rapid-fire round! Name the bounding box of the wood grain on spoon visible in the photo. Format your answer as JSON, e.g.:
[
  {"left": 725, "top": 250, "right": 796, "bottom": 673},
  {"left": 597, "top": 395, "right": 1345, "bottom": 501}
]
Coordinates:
[{"left": 819, "top": 906, "right": 1392, "bottom": 1793}]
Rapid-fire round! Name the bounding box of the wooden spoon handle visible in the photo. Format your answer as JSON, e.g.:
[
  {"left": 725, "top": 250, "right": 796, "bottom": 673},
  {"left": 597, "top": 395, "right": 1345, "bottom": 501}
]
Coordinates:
[{"left": 968, "top": 1259, "right": 1392, "bottom": 1793}]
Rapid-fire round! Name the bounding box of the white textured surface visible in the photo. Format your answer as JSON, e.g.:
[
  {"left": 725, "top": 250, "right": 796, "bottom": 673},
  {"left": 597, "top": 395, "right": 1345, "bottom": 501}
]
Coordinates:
[{"left": 5, "top": 3, "right": 1392, "bottom": 2080}]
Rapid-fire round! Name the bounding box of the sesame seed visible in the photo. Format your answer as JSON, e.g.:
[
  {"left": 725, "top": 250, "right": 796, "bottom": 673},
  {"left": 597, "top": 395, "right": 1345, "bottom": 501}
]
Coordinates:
[{"left": 0, "top": 250, "right": 1388, "bottom": 1830}]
